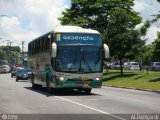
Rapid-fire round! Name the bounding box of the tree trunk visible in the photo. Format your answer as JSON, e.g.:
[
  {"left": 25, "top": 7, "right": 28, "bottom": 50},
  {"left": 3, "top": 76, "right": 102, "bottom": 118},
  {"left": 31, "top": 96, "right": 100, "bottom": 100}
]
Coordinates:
[{"left": 120, "top": 59, "right": 123, "bottom": 76}]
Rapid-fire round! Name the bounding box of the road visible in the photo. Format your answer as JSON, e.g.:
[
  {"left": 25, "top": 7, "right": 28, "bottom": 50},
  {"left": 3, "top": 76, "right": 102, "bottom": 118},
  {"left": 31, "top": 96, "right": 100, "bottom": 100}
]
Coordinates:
[{"left": 0, "top": 73, "right": 160, "bottom": 120}]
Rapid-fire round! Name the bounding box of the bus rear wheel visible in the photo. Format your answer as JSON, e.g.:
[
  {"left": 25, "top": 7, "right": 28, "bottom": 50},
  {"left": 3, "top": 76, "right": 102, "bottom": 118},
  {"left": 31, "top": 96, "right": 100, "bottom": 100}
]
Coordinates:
[
  {"left": 31, "top": 74, "right": 40, "bottom": 88},
  {"left": 16, "top": 78, "right": 18, "bottom": 82},
  {"left": 46, "top": 76, "right": 52, "bottom": 93}
]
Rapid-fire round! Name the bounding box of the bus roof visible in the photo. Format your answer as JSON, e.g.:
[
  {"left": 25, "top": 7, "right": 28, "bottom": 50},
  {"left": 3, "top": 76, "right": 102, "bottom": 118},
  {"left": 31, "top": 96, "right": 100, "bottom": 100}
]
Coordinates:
[
  {"left": 54, "top": 26, "right": 100, "bottom": 34},
  {"left": 28, "top": 26, "right": 100, "bottom": 45}
]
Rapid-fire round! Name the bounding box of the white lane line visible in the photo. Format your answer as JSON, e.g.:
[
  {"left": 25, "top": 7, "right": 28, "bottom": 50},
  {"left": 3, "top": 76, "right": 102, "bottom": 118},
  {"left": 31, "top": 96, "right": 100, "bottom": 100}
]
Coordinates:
[
  {"left": 30, "top": 88, "right": 125, "bottom": 120},
  {"left": 55, "top": 96, "right": 126, "bottom": 120}
]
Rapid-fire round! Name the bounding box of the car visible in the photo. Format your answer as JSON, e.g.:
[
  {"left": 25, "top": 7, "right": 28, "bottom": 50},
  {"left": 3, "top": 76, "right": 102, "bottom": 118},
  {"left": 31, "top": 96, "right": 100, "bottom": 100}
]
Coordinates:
[
  {"left": 26, "top": 68, "right": 32, "bottom": 78},
  {"left": 111, "top": 62, "right": 122, "bottom": 70},
  {"left": 16, "top": 69, "right": 29, "bottom": 81},
  {"left": 124, "top": 62, "right": 140, "bottom": 70},
  {"left": 149, "top": 62, "right": 160, "bottom": 71},
  {"left": 11, "top": 67, "right": 24, "bottom": 77},
  {"left": 0, "top": 65, "right": 10, "bottom": 73}
]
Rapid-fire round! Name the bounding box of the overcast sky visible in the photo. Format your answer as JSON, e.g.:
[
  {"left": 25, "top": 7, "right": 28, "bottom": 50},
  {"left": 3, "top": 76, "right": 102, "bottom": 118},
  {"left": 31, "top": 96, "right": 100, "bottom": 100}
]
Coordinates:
[{"left": 0, "top": 0, "right": 160, "bottom": 51}]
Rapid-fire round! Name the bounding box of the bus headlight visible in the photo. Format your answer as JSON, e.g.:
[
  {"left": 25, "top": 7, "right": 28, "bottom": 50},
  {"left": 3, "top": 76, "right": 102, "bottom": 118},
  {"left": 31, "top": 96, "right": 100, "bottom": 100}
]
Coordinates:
[
  {"left": 59, "top": 77, "right": 67, "bottom": 81},
  {"left": 60, "top": 77, "right": 64, "bottom": 81},
  {"left": 95, "top": 77, "right": 100, "bottom": 81}
]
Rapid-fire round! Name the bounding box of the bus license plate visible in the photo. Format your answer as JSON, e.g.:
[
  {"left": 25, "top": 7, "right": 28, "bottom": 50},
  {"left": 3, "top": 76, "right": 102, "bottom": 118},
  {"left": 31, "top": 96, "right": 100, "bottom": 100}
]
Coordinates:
[{"left": 83, "top": 81, "right": 89, "bottom": 87}]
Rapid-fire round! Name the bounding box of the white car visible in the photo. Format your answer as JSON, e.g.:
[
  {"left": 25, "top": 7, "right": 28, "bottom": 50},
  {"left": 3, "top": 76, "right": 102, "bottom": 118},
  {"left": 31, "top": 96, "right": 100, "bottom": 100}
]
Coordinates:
[
  {"left": 124, "top": 62, "right": 140, "bottom": 70},
  {"left": 149, "top": 62, "right": 160, "bottom": 71},
  {"left": 0, "top": 65, "right": 10, "bottom": 73}
]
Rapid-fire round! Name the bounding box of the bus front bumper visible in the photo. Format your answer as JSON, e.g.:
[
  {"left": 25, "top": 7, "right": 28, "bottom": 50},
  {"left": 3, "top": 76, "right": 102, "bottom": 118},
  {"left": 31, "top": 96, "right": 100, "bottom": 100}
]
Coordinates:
[{"left": 55, "top": 79, "right": 102, "bottom": 89}]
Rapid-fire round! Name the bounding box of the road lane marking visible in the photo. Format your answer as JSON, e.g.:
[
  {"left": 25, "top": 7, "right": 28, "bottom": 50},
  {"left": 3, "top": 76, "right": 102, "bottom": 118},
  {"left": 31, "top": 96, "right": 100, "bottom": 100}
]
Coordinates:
[
  {"left": 55, "top": 96, "right": 126, "bottom": 120},
  {"left": 29, "top": 88, "right": 126, "bottom": 119}
]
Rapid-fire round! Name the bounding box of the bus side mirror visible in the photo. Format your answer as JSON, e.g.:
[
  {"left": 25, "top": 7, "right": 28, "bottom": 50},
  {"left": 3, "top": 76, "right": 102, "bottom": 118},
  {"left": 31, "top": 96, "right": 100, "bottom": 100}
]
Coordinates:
[
  {"left": 48, "top": 33, "right": 54, "bottom": 42},
  {"left": 103, "top": 44, "right": 109, "bottom": 59},
  {"left": 51, "top": 43, "right": 57, "bottom": 57}
]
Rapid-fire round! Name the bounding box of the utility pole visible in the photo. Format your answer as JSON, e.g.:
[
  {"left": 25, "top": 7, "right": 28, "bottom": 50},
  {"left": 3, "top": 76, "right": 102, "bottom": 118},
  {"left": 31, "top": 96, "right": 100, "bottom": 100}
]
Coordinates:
[
  {"left": 21, "top": 41, "right": 25, "bottom": 65},
  {"left": 8, "top": 41, "right": 13, "bottom": 64}
]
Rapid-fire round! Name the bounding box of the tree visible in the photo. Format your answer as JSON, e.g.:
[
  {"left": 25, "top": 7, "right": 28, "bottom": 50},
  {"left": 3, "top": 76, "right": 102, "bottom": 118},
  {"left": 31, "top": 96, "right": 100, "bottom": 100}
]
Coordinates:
[
  {"left": 152, "top": 0, "right": 160, "bottom": 22},
  {"left": 105, "top": 7, "right": 142, "bottom": 75},
  {"left": 153, "top": 32, "right": 160, "bottom": 61},
  {"left": 0, "top": 49, "right": 5, "bottom": 59}
]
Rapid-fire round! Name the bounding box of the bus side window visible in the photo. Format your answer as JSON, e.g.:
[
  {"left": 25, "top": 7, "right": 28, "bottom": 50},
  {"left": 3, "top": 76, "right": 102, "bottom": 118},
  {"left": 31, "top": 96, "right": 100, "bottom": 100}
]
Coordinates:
[
  {"left": 28, "top": 43, "right": 30, "bottom": 55},
  {"left": 45, "top": 64, "right": 50, "bottom": 71},
  {"left": 40, "top": 38, "right": 43, "bottom": 51},
  {"left": 34, "top": 41, "right": 36, "bottom": 54},
  {"left": 42, "top": 38, "right": 45, "bottom": 51},
  {"left": 46, "top": 38, "right": 51, "bottom": 50},
  {"left": 45, "top": 38, "right": 48, "bottom": 50},
  {"left": 37, "top": 39, "right": 40, "bottom": 53},
  {"left": 31, "top": 42, "right": 34, "bottom": 55},
  {"left": 51, "top": 58, "right": 56, "bottom": 70}
]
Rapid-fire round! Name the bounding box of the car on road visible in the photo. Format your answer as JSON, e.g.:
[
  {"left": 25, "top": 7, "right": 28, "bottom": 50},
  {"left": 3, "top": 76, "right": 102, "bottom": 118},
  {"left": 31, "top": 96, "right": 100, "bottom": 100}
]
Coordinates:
[
  {"left": 16, "top": 69, "right": 29, "bottom": 81},
  {"left": 26, "top": 68, "right": 32, "bottom": 78},
  {"left": 149, "top": 62, "right": 160, "bottom": 71},
  {"left": 0, "top": 65, "right": 10, "bottom": 73},
  {"left": 11, "top": 67, "right": 24, "bottom": 77}
]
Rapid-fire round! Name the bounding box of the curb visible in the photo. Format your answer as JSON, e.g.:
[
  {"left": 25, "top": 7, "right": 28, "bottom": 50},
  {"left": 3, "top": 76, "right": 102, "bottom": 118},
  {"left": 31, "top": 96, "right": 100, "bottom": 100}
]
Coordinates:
[{"left": 102, "top": 85, "right": 160, "bottom": 93}]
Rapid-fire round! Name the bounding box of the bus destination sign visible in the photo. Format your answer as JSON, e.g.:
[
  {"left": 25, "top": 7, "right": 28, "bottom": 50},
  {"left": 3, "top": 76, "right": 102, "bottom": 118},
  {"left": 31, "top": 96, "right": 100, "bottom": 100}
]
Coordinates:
[{"left": 56, "top": 33, "right": 101, "bottom": 45}]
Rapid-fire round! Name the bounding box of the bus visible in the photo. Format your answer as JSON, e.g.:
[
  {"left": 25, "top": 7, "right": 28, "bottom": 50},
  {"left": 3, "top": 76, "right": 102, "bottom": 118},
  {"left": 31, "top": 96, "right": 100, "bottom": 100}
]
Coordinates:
[{"left": 28, "top": 26, "right": 109, "bottom": 94}]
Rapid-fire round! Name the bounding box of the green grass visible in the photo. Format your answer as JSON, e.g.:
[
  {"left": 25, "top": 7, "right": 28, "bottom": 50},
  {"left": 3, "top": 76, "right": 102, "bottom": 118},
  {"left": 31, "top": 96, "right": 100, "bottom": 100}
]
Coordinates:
[{"left": 103, "top": 70, "right": 160, "bottom": 91}]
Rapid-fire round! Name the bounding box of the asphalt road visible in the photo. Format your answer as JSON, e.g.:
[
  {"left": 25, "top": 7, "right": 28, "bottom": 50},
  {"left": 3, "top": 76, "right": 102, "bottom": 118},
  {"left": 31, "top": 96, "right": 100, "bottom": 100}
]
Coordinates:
[{"left": 0, "top": 73, "right": 160, "bottom": 120}]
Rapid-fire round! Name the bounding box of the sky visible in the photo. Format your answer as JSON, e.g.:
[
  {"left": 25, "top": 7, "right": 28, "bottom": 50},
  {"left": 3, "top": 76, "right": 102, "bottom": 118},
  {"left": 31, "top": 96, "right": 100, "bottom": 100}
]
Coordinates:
[{"left": 0, "top": 0, "right": 160, "bottom": 51}]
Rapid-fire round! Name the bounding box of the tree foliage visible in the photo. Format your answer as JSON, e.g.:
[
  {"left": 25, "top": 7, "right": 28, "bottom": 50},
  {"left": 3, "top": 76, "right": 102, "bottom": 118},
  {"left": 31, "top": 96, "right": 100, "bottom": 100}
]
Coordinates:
[
  {"left": 59, "top": 0, "right": 140, "bottom": 34},
  {"left": 153, "top": 32, "right": 160, "bottom": 61},
  {"left": 0, "top": 49, "right": 5, "bottom": 59},
  {"left": 0, "top": 46, "right": 21, "bottom": 52},
  {"left": 105, "top": 7, "right": 142, "bottom": 74}
]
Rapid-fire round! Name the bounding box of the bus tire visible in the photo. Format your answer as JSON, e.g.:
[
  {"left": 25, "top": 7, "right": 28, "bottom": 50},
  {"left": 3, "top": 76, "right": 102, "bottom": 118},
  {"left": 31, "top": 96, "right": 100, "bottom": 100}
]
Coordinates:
[
  {"left": 46, "top": 76, "right": 52, "bottom": 93},
  {"left": 31, "top": 73, "right": 38, "bottom": 88},
  {"left": 84, "top": 88, "right": 92, "bottom": 94},
  {"left": 16, "top": 78, "right": 18, "bottom": 82}
]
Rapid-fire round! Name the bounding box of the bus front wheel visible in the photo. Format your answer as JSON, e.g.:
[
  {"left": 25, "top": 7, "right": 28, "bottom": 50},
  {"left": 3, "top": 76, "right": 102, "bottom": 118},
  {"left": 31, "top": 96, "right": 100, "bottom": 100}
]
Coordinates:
[
  {"left": 78, "top": 88, "right": 92, "bottom": 94},
  {"left": 84, "top": 88, "right": 92, "bottom": 94}
]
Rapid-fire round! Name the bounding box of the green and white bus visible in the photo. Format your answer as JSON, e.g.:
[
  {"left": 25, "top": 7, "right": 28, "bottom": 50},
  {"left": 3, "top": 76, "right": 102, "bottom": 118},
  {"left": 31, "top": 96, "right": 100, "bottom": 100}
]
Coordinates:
[{"left": 28, "top": 26, "right": 109, "bottom": 94}]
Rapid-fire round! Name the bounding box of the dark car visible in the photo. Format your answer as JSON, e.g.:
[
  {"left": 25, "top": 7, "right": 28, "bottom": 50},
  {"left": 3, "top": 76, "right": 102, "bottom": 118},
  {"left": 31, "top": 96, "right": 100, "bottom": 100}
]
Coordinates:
[
  {"left": 26, "top": 68, "right": 32, "bottom": 78},
  {"left": 16, "top": 69, "right": 29, "bottom": 81},
  {"left": 11, "top": 67, "right": 24, "bottom": 77}
]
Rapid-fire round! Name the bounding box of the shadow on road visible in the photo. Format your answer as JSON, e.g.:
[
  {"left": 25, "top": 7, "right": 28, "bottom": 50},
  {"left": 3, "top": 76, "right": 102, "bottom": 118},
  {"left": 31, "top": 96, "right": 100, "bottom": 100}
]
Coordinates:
[
  {"left": 24, "top": 87, "right": 101, "bottom": 97},
  {"left": 16, "top": 80, "right": 29, "bottom": 82}
]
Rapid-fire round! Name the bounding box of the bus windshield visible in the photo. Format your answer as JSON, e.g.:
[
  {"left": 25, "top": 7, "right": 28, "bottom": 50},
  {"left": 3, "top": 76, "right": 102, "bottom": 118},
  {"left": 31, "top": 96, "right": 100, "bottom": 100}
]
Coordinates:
[{"left": 55, "top": 46, "right": 102, "bottom": 73}]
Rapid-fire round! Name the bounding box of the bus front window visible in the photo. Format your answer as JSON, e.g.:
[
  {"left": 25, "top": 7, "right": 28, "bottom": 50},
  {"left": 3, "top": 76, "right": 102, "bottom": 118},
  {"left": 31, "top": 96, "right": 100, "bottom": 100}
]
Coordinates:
[
  {"left": 56, "top": 47, "right": 80, "bottom": 72},
  {"left": 81, "top": 47, "right": 101, "bottom": 73},
  {"left": 56, "top": 46, "right": 102, "bottom": 73}
]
